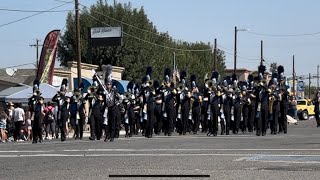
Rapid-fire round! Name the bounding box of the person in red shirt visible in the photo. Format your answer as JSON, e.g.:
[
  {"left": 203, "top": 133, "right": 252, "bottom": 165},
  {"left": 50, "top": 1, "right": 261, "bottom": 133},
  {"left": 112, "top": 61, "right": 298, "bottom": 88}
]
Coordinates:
[{"left": 44, "top": 102, "right": 55, "bottom": 140}]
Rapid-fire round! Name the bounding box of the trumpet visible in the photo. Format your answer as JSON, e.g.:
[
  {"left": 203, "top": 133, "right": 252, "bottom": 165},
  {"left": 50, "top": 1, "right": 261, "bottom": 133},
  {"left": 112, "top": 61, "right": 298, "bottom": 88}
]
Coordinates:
[
  {"left": 123, "top": 92, "right": 133, "bottom": 101},
  {"left": 177, "top": 82, "right": 185, "bottom": 92},
  {"left": 87, "top": 85, "right": 97, "bottom": 94}
]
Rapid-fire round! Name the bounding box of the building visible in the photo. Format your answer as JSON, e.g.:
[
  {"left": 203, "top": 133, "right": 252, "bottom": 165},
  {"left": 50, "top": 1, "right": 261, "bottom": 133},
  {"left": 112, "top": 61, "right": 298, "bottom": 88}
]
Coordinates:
[
  {"left": 0, "top": 62, "right": 127, "bottom": 103},
  {"left": 224, "top": 68, "right": 252, "bottom": 81},
  {"left": 0, "top": 62, "right": 125, "bottom": 90}
]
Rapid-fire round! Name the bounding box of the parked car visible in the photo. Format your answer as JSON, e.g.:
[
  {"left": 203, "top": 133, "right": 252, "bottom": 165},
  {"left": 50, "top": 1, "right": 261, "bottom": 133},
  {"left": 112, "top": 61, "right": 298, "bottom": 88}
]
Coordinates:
[{"left": 297, "top": 99, "right": 315, "bottom": 120}]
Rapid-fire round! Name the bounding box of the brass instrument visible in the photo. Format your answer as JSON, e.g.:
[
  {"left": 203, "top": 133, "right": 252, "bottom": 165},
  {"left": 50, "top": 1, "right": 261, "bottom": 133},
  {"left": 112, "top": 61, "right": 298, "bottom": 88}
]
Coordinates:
[
  {"left": 268, "top": 88, "right": 275, "bottom": 114},
  {"left": 123, "top": 91, "right": 133, "bottom": 102},
  {"left": 177, "top": 82, "right": 185, "bottom": 92}
]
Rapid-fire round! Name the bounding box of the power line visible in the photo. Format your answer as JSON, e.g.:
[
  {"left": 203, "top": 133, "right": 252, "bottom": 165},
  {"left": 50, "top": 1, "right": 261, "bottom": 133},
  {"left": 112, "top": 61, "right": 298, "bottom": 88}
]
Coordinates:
[
  {"left": 0, "top": 63, "right": 36, "bottom": 70},
  {"left": 0, "top": 1, "right": 73, "bottom": 28},
  {"left": 0, "top": 8, "right": 71, "bottom": 13},
  {"left": 81, "top": 10, "right": 213, "bottom": 52},
  {"left": 247, "top": 31, "right": 320, "bottom": 37}
]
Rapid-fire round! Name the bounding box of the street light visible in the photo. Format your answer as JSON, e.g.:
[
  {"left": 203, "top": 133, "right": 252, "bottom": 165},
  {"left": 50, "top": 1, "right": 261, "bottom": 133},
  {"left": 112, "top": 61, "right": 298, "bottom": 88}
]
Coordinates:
[{"left": 234, "top": 26, "right": 250, "bottom": 73}]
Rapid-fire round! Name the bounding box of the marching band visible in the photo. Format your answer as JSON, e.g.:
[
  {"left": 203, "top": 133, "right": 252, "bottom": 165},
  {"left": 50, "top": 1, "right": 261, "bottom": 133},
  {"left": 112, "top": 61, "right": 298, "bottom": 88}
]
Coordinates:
[{"left": 25, "top": 64, "right": 293, "bottom": 143}]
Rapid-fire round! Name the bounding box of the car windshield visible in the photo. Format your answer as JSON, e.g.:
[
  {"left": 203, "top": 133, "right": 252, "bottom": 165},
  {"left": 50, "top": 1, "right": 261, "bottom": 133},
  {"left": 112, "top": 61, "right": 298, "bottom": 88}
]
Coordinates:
[{"left": 297, "top": 101, "right": 306, "bottom": 105}]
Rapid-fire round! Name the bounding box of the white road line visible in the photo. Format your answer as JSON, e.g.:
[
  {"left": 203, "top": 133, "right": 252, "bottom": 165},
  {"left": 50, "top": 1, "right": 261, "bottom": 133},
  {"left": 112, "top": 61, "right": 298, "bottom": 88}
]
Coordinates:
[
  {"left": 0, "top": 150, "right": 55, "bottom": 153},
  {"left": 1, "top": 153, "right": 320, "bottom": 158},
  {"left": 234, "top": 157, "right": 320, "bottom": 164},
  {"left": 2, "top": 149, "right": 320, "bottom": 153},
  {"left": 63, "top": 148, "right": 320, "bottom": 152}
]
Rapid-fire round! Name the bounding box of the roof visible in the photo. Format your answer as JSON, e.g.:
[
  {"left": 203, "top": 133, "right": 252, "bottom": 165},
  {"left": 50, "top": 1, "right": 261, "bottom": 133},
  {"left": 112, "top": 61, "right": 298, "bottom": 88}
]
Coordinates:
[
  {"left": 0, "top": 69, "right": 36, "bottom": 85},
  {"left": 0, "top": 84, "right": 30, "bottom": 98},
  {"left": 4, "top": 83, "right": 58, "bottom": 103},
  {"left": 224, "top": 68, "right": 252, "bottom": 73}
]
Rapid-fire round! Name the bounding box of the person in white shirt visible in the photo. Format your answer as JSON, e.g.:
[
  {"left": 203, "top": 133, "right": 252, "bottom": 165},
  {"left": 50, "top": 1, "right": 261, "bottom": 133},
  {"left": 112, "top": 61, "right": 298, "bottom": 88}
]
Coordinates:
[{"left": 13, "top": 103, "right": 25, "bottom": 141}]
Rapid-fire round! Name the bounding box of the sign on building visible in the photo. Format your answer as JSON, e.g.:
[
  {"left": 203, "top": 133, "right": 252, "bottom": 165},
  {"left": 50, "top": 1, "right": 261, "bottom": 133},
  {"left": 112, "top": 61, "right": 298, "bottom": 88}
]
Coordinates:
[
  {"left": 298, "top": 80, "right": 304, "bottom": 91},
  {"left": 88, "top": 27, "right": 123, "bottom": 47}
]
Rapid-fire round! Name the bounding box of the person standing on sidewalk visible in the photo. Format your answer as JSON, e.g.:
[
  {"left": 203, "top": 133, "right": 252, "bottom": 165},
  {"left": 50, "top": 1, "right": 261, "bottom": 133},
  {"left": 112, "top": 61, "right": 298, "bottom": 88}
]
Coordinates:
[
  {"left": 313, "top": 90, "right": 320, "bottom": 127},
  {"left": 13, "top": 103, "right": 25, "bottom": 141}
]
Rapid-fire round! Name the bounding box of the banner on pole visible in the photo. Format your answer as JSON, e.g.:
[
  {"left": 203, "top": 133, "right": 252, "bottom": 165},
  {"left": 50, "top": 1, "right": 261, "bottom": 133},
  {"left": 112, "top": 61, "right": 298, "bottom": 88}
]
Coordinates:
[{"left": 37, "top": 30, "right": 61, "bottom": 85}]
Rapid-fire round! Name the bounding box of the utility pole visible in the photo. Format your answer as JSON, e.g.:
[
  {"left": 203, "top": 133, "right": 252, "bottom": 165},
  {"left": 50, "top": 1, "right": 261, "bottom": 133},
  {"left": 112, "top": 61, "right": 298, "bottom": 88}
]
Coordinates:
[
  {"left": 29, "top": 39, "right": 42, "bottom": 68},
  {"left": 309, "top": 73, "right": 311, "bottom": 99},
  {"left": 234, "top": 26, "right": 237, "bottom": 74},
  {"left": 293, "top": 55, "right": 296, "bottom": 96},
  {"left": 260, "top": 40, "right": 263, "bottom": 65},
  {"left": 317, "top": 65, "right": 319, "bottom": 89},
  {"left": 75, "top": 0, "right": 82, "bottom": 88},
  {"left": 213, "top": 38, "right": 217, "bottom": 71}
]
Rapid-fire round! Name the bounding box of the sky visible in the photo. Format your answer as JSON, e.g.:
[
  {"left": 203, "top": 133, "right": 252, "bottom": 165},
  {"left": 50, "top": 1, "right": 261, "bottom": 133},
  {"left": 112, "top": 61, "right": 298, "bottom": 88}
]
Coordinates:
[{"left": 0, "top": 0, "right": 320, "bottom": 84}]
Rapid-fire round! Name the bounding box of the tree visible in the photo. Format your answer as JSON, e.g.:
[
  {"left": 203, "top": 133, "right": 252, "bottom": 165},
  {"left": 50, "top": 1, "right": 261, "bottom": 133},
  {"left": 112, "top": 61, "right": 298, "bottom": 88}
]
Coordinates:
[
  {"left": 58, "top": 0, "right": 226, "bottom": 83},
  {"left": 270, "top": 62, "right": 277, "bottom": 73}
]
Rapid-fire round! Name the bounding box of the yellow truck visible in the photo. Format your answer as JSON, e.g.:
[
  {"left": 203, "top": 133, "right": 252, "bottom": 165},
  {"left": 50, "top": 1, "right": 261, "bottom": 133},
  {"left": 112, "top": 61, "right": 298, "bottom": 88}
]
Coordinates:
[{"left": 297, "top": 99, "right": 315, "bottom": 120}]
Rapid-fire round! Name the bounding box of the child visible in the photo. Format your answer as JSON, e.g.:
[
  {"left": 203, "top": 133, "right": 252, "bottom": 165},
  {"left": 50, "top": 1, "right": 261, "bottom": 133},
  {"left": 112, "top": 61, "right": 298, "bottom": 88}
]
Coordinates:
[
  {"left": 24, "top": 109, "right": 32, "bottom": 141},
  {"left": 0, "top": 110, "right": 8, "bottom": 143}
]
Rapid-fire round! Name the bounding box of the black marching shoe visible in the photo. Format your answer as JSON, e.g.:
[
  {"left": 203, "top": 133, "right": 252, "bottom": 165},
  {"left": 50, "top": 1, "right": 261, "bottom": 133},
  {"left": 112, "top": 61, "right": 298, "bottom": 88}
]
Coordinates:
[
  {"left": 256, "top": 131, "right": 261, "bottom": 136},
  {"left": 262, "top": 131, "right": 266, "bottom": 136},
  {"left": 110, "top": 138, "right": 114, "bottom": 142},
  {"left": 89, "top": 137, "right": 96, "bottom": 141},
  {"left": 221, "top": 130, "right": 225, "bottom": 135}
]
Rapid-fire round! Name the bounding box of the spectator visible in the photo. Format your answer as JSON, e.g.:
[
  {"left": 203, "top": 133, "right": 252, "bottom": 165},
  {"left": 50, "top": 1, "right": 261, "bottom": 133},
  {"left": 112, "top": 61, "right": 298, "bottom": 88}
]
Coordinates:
[
  {"left": 24, "top": 108, "right": 32, "bottom": 141},
  {"left": 0, "top": 110, "right": 8, "bottom": 143},
  {"left": 289, "top": 96, "right": 297, "bottom": 119},
  {"left": 44, "top": 102, "right": 55, "bottom": 140},
  {"left": 5, "top": 102, "right": 14, "bottom": 139},
  {"left": 313, "top": 91, "right": 320, "bottom": 127},
  {"left": 13, "top": 103, "right": 25, "bottom": 141}
]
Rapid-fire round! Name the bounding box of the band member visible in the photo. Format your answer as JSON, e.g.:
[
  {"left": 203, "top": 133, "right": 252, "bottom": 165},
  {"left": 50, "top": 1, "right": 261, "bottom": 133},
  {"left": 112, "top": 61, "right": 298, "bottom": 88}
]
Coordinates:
[
  {"left": 85, "top": 77, "right": 98, "bottom": 127},
  {"left": 103, "top": 65, "right": 122, "bottom": 142},
  {"left": 256, "top": 65, "right": 269, "bottom": 136},
  {"left": 28, "top": 79, "right": 41, "bottom": 126},
  {"left": 278, "top": 66, "right": 289, "bottom": 133},
  {"left": 190, "top": 75, "right": 202, "bottom": 134},
  {"left": 153, "top": 80, "right": 163, "bottom": 135},
  {"left": 177, "top": 71, "right": 190, "bottom": 135},
  {"left": 52, "top": 78, "right": 68, "bottom": 139},
  {"left": 162, "top": 68, "right": 176, "bottom": 136},
  {"left": 233, "top": 88, "right": 242, "bottom": 134},
  {"left": 201, "top": 85, "right": 210, "bottom": 134},
  {"left": 89, "top": 92, "right": 104, "bottom": 141},
  {"left": 142, "top": 67, "right": 155, "bottom": 138},
  {"left": 133, "top": 83, "right": 142, "bottom": 135},
  {"left": 208, "top": 71, "right": 221, "bottom": 136},
  {"left": 123, "top": 81, "right": 135, "bottom": 137},
  {"left": 32, "top": 96, "right": 45, "bottom": 144},
  {"left": 72, "top": 85, "right": 85, "bottom": 140},
  {"left": 247, "top": 75, "right": 256, "bottom": 132},
  {"left": 269, "top": 73, "right": 280, "bottom": 135},
  {"left": 114, "top": 86, "right": 123, "bottom": 139},
  {"left": 232, "top": 74, "right": 242, "bottom": 134},
  {"left": 221, "top": 77, "right": 232, "bottom": 135},
  {"left": 60, "top": 95, "right": 71, "bottom": 141},
  {"left": 240, "top": 82, "right": 251, "bottom": 133}
]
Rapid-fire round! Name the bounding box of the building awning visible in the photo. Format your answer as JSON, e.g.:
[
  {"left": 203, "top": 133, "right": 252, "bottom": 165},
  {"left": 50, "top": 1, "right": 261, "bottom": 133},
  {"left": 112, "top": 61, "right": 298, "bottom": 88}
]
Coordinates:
[
  {"left": 112, "top": 80, "right": 129, "bottom": 94},
  {"left": 73, "top": 78, "right": 93, "bottom": 93}
]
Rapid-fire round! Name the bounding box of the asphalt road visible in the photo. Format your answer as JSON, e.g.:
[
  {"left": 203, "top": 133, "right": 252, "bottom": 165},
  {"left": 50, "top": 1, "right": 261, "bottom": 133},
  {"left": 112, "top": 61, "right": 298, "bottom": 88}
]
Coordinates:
[{"left": 0, "top": 119, "right": 320, "bottom": 180}]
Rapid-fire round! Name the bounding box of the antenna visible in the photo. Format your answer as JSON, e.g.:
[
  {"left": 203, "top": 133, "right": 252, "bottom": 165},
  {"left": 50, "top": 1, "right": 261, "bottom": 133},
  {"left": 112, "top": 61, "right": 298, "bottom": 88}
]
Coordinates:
[{"left": 5, "top": 68, "right": 17, "bottom": 77}]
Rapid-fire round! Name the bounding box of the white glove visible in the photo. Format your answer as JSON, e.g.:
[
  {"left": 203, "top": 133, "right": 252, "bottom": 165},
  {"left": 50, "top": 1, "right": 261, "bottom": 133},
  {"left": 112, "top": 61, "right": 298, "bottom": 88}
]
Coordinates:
[{"left": 85, "top": 117, "right": 88, "bottom": 124}]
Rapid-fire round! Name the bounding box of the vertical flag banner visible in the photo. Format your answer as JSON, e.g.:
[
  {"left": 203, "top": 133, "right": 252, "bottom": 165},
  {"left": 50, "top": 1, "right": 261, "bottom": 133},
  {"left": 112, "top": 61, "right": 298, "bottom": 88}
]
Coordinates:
[{"left": 36, "top": 30, "right": 61, "bottom": 85}]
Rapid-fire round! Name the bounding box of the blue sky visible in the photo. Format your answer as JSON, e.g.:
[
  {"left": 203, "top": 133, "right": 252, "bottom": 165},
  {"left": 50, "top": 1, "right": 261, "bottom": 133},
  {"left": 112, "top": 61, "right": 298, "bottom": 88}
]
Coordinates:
[{"left": 1, "top": 0, "right": 320, "bottom": 83}]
